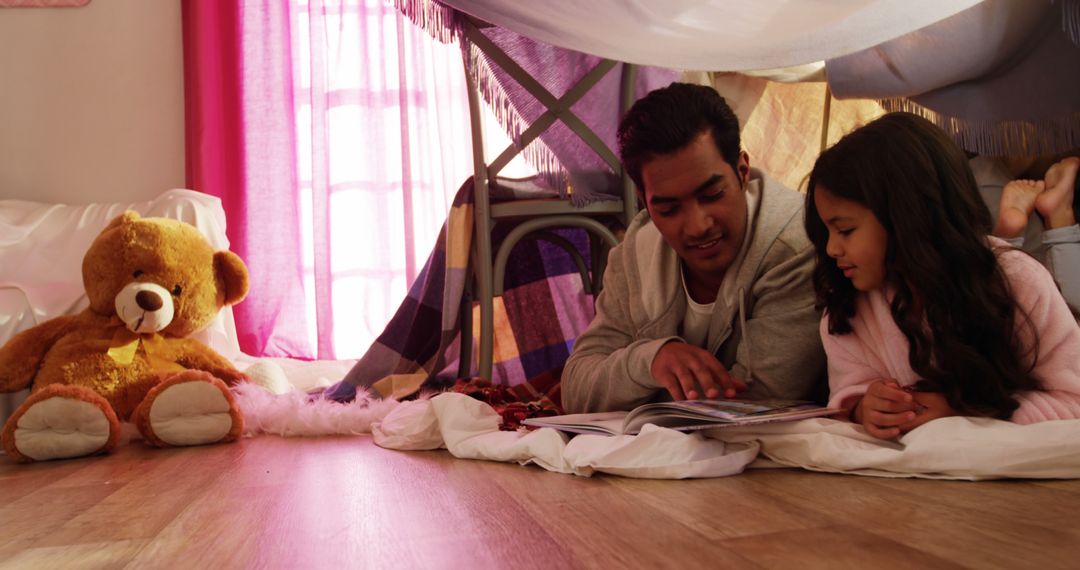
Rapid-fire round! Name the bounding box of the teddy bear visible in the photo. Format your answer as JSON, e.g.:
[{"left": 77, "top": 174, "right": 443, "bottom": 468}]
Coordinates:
[{"left": 0, "top": 211, "right": 250, "bottom": 462}]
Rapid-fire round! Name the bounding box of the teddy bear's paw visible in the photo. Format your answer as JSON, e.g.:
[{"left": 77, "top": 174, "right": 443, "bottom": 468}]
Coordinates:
[
  {"left": 133, "top": 370, "right": 244, "bottom": 447},
  {"left": 2, "top": 384, "right": 121, "bottom": 462}
]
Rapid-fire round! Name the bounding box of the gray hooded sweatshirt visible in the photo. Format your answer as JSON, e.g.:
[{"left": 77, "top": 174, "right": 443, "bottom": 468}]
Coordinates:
[{"left": 562, "top": 169, "right": 826, "bottom": 413}]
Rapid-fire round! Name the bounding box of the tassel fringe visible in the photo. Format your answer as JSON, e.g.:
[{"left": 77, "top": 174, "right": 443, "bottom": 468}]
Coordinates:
[
  {"left": 393, "top": 0, "right": 569, "bottom": 196},
  {"left": 879, "top": 97, "right": 1080, "bottom": 157},
  {"left": 465, "top": 42, "right": 572, "bottom": 197},
  {"left": 392, "top": 0, "right": 462, "bottom": 44}
]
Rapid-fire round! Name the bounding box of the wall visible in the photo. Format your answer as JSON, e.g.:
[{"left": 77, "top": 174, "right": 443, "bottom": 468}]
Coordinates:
[{"left": 0, "top": 0, "right": 184, "bottom": 204}]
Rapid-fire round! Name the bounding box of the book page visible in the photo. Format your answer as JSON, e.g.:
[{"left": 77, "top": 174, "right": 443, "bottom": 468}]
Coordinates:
[
  {"left": 627, "top": 399, "right": 806, "bottom": 423},
  {"left": 522, "top": 412, "right": 629, "bottom": 436},
  {"left": 624, "top": 399, "right": 837, "bottom": 434},
  {"left": 524, "top": 401, "right": 838, "bottom": 436}
]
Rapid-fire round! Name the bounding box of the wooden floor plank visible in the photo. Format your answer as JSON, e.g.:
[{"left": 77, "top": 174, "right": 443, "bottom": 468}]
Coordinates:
[
  {"left": 133, "top": 437, "right": 573, "bottom": 568},
  {"left": 0, "top": 484, "right": 127, "bottom": 559},
  {"left": 0, "top": 458, "right": 94, "bottom": 503},
  {"left": 0, "top": 539, "right": 149, "bottom": 570},
  {"left": 721, "top": 525, "right": 968, "bottom": 570},
  {"left": 484, "top": 466, "right": 763, "bottom": 569},
  {"left": 29, "top": 446, "right": 238, "bottom": 548},
  {"left": 1, "top": 435, "right": 1079, "bottom": 569},
  {"left": 864, "top": 476, "right": 1080, "bottom": 535},
  {"left": 610, "top": 471, "right": 835, "bottom": 539},
  {"left": 741, "top": 470, "right": 1080, "bottom": 569}
]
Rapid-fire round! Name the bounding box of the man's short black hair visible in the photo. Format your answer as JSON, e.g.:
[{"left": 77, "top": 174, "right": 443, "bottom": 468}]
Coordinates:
[{"left": 617, "top": 82, "right": 742, "bottom": 194}]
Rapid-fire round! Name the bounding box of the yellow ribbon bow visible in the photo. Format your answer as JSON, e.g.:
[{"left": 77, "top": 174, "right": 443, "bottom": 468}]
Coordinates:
[{"left": 107, "top": 327, "right": 167, "bottom": 365}]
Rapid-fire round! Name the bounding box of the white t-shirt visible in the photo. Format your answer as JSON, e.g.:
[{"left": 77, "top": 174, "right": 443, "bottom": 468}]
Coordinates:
[
  {"left": 681, "top": 271, "right": 714, "bottom": 347},
  {"left": 678, "top": 179, "right": 760, "bottom": 348}
]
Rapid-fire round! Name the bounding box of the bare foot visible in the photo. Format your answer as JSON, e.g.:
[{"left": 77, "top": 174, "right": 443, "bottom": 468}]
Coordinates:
[
  {"left": 1035, "top": 156, "right": 1079, "bottom": 229},
  {"left": 994, "top": 179, "right": 1043, "bottom": 238}
]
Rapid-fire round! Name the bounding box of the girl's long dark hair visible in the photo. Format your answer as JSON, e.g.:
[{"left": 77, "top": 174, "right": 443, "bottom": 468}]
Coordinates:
[{"left": 804, "top": 112, "right": 1039, "bottom": 419}]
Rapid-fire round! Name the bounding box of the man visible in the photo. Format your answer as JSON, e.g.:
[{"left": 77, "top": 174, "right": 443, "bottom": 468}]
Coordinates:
[{"left": 562, "top": 82, "right": 826, "bottom": 413}]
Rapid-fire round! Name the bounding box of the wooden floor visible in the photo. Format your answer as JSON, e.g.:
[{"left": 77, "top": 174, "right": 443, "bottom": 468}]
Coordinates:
[{"left": 2, "top": 435, "right": 1079, "bottom": 569}]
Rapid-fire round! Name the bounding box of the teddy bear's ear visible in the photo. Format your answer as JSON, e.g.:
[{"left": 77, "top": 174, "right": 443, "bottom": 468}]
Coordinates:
[
  {"left": 214, "top": 251, "right": 250, "bottom": 306},
  {"left": 103, "top": 211, "right": 141, "bottom": 232}
]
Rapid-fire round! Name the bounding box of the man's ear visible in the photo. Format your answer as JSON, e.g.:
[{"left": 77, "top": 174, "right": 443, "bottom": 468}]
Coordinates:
[
  {"left": 636, "top": 190, "right": 647, "bottom": 212},
  {"left": 737, "top": 150, "right": 751, "bottom": 188}
]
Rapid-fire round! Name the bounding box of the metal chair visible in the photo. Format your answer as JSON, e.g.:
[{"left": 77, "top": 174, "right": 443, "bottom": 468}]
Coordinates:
[{"left": 456, "top": 17, "right": 639, "bottom": 380}]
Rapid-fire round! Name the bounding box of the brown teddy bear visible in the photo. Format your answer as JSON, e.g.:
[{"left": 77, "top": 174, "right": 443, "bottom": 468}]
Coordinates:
[{"left": 0, "top": 211, "right": 250, "bottom": 462}]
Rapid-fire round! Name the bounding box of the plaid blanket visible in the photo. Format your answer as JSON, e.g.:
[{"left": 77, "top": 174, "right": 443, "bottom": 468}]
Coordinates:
[{"left": 325, "top": 178, "right": 602, "bottom": 403}]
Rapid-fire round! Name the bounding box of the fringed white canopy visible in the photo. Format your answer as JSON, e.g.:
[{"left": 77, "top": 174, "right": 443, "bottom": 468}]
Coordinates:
[
  {"left": 419, "top": 0, "right": 1080, "bottom": 157},
  {"left": 437, "top": 0, "right": 983, "bottom": 71}
]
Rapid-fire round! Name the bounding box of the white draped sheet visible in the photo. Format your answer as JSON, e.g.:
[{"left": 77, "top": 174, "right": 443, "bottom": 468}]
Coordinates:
[
  {"left": 429, "top": 0, "right": 1079, "bottom": 156},
  {"left": 373, "top": 393, "right": 1080, "bottom": 480},
  {"left": 438, "top": 0, "right": 982, "bottom": 71}
]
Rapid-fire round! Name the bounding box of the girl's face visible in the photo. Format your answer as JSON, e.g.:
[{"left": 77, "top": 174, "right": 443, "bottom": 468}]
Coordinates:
[{"left": 813, "top": 185, "right": 889, "bottom": 291}]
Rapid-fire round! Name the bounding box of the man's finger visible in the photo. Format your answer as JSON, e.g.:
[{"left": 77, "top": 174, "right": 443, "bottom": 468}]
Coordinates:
[
  {"left": 686, "top": 361, "right": 719, "bottom": 399},
  {"left": 698, "top": 359, "right": 741, "bottom": 398},
  {"left": 657, "top": 372, "right": 686, "bottom": 401},
  {"left": 675, "top": 368, "right": 702, "bottom": 400}
]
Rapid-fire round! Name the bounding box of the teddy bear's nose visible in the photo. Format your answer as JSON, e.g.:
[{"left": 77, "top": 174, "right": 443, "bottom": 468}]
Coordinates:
[{"left": 136, "top": 290, "right": 164, "bottom": 311}]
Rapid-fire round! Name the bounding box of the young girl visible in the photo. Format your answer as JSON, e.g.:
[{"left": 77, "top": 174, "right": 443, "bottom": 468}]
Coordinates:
[{"left": 804, "top": 112, "right": 1080, "bottom": 440}]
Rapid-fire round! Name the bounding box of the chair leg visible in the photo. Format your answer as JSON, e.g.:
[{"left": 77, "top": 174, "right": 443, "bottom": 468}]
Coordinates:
[
  {"left": 476, "top": 232, "right": 496, "bottom": 382},
  {"left": 458, "top": 279, "right": 474, "bottom": 379}
]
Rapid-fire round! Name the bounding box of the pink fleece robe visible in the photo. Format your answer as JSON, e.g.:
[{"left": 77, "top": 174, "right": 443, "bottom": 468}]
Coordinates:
[{"left": 823, "top": 240, "right": 1080, "bottom": 424}]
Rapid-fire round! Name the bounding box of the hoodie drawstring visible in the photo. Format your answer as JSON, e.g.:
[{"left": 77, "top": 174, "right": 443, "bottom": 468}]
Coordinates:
[{"left": 738, "top": 286, "right": 754, "bottom": 384}]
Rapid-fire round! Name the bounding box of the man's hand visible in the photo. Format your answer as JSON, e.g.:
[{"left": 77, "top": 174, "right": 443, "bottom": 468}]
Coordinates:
[
  {"left": 854, "top": 379, "right": 919, "bottom": 440},
  {"left": 651, "top": 341, "right": 747, "bottom": 400}
]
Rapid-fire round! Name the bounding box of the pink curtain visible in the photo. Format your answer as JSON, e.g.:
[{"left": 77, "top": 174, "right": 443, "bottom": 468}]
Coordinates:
[{"left": 183, "top": 0, "right": 473, "bottom": 360}]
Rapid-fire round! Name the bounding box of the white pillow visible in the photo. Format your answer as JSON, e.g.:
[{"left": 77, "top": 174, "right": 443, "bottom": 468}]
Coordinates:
[{"left": 0, "top": 189, "right": 242, "bottom": 360}]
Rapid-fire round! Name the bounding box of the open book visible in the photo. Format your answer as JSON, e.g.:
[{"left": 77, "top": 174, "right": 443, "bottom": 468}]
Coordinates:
[{"left": 522, "top": 399, "right": 839, "bottom": 436}]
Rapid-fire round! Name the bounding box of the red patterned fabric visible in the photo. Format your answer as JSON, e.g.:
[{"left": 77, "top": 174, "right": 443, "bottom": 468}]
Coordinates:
[{"left": 450, "top": 367, "right": 564, "bottom": 430}]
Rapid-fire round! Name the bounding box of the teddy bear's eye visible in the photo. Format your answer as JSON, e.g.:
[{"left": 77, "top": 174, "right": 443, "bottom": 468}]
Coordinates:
[
  {"left": 172, "top": 284, "right": 183, "bottom": 296},
  {"left": 133, "top": 270, "right": 144, "bottom": 278}
]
